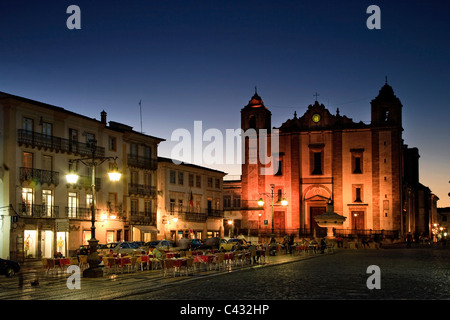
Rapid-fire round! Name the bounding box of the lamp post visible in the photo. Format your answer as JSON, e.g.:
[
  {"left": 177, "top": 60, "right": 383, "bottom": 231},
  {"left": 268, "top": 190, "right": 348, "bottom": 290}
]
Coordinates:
[
  {"left": 228, "top": 219, "right": 233, "bottom": 238},
  {"left": 257, "top": 184, "right": 288, "bottom": 236},
  {"left": 172, "top": 217, "right": 178, "bottom": 245},
  {"left": 66, "top": 139, "right": 121, "bottom": 278}
]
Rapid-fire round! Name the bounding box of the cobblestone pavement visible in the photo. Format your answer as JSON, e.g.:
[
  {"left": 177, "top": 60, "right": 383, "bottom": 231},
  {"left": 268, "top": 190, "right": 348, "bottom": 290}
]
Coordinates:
[
  {"left": 120, "top": 247, "right": 450, "bottom": 300},
  {"left": 1, "top": 245, "right": 449, "bottom": 301},
  {"left": 0, "top": 249, "right": 320, "bottom": 300}
]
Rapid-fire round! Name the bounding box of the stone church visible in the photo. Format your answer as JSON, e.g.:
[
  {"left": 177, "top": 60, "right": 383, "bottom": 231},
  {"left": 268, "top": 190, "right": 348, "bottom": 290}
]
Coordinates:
[{"left": 232, "top": 82, "right": 438, "bottom": 240}]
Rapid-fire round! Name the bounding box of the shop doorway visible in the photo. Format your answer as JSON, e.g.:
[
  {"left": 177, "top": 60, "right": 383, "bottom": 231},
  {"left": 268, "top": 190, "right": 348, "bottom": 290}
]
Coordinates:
[{"left": 41, "top": 230, "right": 53, "bottom": 258}]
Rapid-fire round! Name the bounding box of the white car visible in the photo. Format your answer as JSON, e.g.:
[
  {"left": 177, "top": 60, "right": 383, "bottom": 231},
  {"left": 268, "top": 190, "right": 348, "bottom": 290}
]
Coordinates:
[{"left": 100, "top": 242, "right": 139, "bottom": 255}]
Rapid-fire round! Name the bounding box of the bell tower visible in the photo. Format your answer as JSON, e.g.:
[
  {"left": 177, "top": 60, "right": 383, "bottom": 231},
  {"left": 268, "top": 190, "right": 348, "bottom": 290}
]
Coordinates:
[
  {"left": 240, "top": 89, "right": 272, "bottom": 225},
  {"left": 241, "top": 88, "right": 272, "bottom": 132},
  {"left": 370, "top": 80, "right": 403, "bottom": 232},
  {"left": 371, "top": 81, "right": 403, "bottom": 129}
]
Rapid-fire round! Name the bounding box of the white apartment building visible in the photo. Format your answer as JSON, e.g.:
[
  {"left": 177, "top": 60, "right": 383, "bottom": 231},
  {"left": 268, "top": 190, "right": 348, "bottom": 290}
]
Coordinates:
[
  {"left": 157, "top": 157, "right": 226, "bottom": 242},
  {"left": 0, "top": 91, "right": 163, "bottom": 261}
]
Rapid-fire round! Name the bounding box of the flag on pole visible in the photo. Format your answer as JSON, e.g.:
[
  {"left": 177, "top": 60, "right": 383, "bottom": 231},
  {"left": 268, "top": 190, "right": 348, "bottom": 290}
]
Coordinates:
[{"left": 189, "top": 191, "right": 194, "bottom": 207}]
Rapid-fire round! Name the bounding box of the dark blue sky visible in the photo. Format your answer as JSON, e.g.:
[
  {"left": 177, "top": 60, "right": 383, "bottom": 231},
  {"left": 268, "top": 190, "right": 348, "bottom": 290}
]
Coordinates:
[{"left": 1, "top": 1, "right": 449, "bottom": 206}]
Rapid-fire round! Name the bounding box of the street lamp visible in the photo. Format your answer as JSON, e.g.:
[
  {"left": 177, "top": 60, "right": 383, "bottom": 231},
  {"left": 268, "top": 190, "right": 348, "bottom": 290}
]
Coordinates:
[
  {"left": 172, "top": 217, "right": 178, "bottom": 244},
  {"left": 227, "top": 219, "right": 233, "bottom": 238},
  {"left": 257, "top": 184, "right": 288, "bottom": 235},
  {"left": 65, "top": 139, "right": 121, "bottom": 278}
]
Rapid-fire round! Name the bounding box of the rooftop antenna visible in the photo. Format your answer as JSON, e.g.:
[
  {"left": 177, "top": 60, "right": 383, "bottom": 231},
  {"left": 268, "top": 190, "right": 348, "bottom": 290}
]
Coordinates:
[{"left": 139, "top": 100, "right": 143, "bottom": 133}]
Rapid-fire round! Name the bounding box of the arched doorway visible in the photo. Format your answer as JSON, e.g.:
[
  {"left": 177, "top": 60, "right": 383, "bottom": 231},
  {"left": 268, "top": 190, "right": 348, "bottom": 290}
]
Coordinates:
[{"left": 303, "top": 185, "right": 332, "bottom": 237}]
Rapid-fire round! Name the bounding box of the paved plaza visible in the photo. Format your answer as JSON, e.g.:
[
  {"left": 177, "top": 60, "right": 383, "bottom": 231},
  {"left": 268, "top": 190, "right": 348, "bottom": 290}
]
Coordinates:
[{"left": 0, "top": 244, "right": 449, "bottom": 302}]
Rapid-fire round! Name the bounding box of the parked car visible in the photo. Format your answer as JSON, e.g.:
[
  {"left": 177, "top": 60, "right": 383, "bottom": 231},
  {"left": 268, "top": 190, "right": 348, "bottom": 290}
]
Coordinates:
[
  {"left": 190, "top": 239, "right": 205, "bottom": 250},
  {"left": 202, "top": 237, "right": 220, "bottom": 249},
  {"left": 140, "top": 240, "right": 175, "bottom": 252},
  {"left": 178, "top": 238, "right": 205, "bottom": 250},
  {"left": 0, "top": 258, "right": 20, "bottom": 277},
  {"left": 97, "top": 243, "right": 116, "bottom": 255},
  {"left": 99, "top": 242, "right": 139, "bottom": 255},
  {"left": 228, "top": 238, "right": 250, "bottom": 249},
  {"left": 219, "top": 238, "right": 250, "bottom": 251},
  {"left": 76, "top": 245, "right": 90, "bottom": 256},
  {"left": 219, "top": 239, "right": 234, "bottom": 251}
]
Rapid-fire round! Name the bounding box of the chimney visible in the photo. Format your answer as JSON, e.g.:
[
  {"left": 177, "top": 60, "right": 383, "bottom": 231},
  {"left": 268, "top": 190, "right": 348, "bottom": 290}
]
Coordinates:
[{"left": 101, "top": 110, "right": 107, "bottom": 125}]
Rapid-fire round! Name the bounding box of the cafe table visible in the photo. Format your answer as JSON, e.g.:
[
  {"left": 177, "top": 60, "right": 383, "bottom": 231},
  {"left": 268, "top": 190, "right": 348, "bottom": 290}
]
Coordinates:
[
  {"left": 224, "top": 252, "right": 234, "bottom": 264},
  {"left": 166, "top": 252, "right": 180, "bottom": 259},
  {"left": 55, "top": 258, "right": 71, "bottom": 271},
  {"left": 193, "top": 255, "right": 214, "bottom": 270}
]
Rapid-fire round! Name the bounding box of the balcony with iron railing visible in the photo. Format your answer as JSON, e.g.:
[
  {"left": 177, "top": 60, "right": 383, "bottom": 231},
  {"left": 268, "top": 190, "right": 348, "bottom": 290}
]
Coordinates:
[
  {"left": 128, "top": 183, "right": 156, "bottom": 197},
  {"left": 127, "top": 154, "right": 157, "bottom": 170},
  {"left": 64, "top": 206, "right": 125, "bottom": 221},
  {"left": 129, "top": 211, "right": 157, "bottom": 225},
  {"left": 17, "top": 129, "right": 105, "bottom": 157},
  {"left": 177, "top": 211, "right": 208, "bottom": 222},
  {"left": 19, "top": 167, "right": 59, "bottom": 186},
  {"left": 18, "top": 203, "right": 60, "bottom": 218},
  {"left": 206, "top": 208, "right": 224, "bottom": 218},
  {"left": 64, "top": 206, "right": 94, "bottom": 220},
  {"left": 168, "top": 207, "right": 224, "bottom": 222}
]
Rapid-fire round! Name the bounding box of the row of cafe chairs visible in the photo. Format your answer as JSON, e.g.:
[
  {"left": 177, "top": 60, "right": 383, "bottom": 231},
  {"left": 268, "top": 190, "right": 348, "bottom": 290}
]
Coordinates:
[
  {"left": 42, "top": 257, "right": 82, "bottom": 274},
  {"left": 293, "top": 241, "right": 336, "bottom": 255},
  {"left": 41, "top": 247, "right": 269, "bottom": 278}
]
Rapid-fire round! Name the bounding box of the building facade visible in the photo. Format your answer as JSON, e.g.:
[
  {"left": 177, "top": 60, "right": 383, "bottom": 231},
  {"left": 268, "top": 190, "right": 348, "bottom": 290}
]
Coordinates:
[
  {"left": 0, "top": 91, "right": 163, "bottom": 260},
  {"left": 237, "top": 83, "right": 438, "bottom": 240},
  {"left": 156, "top": 157, "right": 226, "bottom": 243}
]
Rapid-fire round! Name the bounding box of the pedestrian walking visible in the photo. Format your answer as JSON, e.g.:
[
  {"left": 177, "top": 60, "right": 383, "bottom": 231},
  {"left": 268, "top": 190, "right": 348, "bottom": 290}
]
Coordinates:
[
  {"left": 336, "top": 236, "right": 343, "bottom": 248},
  {"left": 289, "top": 234, "right": 294, "bottom": 254},
  {"left": 406, "top": 233, "right": 413, "bottom": 248},
  {"left": 320, "top": 238, "right": 327, "bottom": 254},
  {"left": 283, "top": 234, "right": 289, "bottom": 254}
]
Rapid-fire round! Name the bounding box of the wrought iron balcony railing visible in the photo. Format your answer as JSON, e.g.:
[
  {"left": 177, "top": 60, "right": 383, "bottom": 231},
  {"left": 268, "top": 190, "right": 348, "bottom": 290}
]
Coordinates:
[
  {"left": 65, "top": 206, "right": 97, "bottom": 220},
  {"left": 64, "top": 206, "right": 125, "bottom": 221},
  {"left": 18, "top": 203, "right": 59, "bottom": 218},
  {"left": 127, "top": 154, "right": 157, "bottom": 170},
  {"left": 206, "top": 209, "right": 224, "bottom": 218},
  {"left": 19, "top": 167, "right": 59, "bottom": 186},
  {"left": 17, "top": 129, "right": 105, "bottom": 157},
  {"left": 129, "top": 211, "right": 157, "bottom": 225},
  {"left": 128, "top": 183, "right": 156, "bottom": 197},
  {"left": 169, "top": 207, "right": 224, "bottom": 221}
]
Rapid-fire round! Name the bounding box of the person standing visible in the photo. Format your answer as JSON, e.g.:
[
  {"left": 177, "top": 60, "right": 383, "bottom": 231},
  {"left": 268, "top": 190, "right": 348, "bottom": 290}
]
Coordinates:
[{"left": 406, "top": 233, "right": 413, "bottom": 248}]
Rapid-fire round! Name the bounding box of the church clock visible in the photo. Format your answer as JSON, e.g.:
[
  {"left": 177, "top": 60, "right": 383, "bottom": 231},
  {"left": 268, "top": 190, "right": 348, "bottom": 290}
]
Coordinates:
[{"left": 312, "top": 113, "right": 321, "bottom": 123}]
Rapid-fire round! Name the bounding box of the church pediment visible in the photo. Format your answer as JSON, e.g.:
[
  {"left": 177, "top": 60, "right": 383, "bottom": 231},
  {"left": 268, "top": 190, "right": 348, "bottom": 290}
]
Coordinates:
[{"left": 278, "top": 101, "right": 368, "bottom": 132}]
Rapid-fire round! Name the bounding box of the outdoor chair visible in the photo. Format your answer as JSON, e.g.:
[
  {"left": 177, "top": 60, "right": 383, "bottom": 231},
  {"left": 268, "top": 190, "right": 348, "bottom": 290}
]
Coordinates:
[
  {"left": 105, "top": 257, "right": 116, "bottom": 274},
  {"left": 46, "top": 259, "right": 57, "bottom": 274},
  {"left": 185, "top": 258, "right": 194, "bottom": 275},
  {"left": 163, "top": 259, "right": 176, "bottom": 277},
  {"left": 213, "top": 253, "right": 225, "bottom": 271},
  {"left": 78, "top": 255, "right": 88, "bottom": 270},
  {"left": 135, "top": 256, "right": 143, "bottom": 271}
]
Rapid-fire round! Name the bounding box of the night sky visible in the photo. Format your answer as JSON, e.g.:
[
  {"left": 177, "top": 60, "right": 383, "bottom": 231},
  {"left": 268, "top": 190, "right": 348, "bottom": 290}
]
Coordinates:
[{"left": 1, "top": 1, "right": 449, "bottom": 206}]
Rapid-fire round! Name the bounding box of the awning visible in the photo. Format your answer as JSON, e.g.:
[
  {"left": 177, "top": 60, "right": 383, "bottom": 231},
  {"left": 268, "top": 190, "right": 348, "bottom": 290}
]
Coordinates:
[{"left": 133, "top": 225, "right": 158, "bottom": 233}]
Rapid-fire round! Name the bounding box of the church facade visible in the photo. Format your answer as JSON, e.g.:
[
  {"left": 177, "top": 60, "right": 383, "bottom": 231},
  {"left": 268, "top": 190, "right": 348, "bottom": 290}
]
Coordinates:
[{"left": 236, "top": 83, "right": 438, "bottom": 239}]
